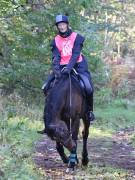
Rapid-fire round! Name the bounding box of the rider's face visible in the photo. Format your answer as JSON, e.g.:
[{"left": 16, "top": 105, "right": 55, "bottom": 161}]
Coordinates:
[{"left": 57, "top": 22, "right": 68, "bottom": 33}]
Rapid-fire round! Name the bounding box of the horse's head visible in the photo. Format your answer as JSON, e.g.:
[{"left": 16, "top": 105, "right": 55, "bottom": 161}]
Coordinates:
[{"left": 46, "top": 121, "right": 76, "bottom": 151}]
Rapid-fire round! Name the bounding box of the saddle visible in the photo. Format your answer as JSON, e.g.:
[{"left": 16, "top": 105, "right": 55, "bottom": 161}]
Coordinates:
[
  {"left": 42, "top": 68, "right": 93, "bottom": 97},
  {"left": 69, "top": 68, "right": 93, "bottom": 97}
]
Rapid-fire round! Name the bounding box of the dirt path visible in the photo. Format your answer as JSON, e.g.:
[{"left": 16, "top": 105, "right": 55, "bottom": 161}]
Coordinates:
[{"left": 33, "top": 127, "right": 135, "bottom": 179}]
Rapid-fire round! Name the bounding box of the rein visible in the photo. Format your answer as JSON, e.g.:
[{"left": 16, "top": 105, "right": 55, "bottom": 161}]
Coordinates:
[
  {"left": 69, "top": 69, "right": 78, "bottom": 135},
  {"left": 61, "top": 68, "right": 78, "bottom": 136},
  {"left": 69, "top": 72, "right": 72, "bottom": 135}
]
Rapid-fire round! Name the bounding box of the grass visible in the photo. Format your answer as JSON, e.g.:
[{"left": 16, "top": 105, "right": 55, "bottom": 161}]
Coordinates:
[
  {"left": 0, "top": 95, "right": 46, "bottom": 180},
  {"left": 0, "top": 114, "right": 46, "bottom": 180},
  {"left": 77, "top": 163, "right": 134, "bottom": 180},
  {"left": 89, "top": 127, "right": 113, "bottom": 138},
  {"left": 94, "top": 103, "right": 135, "bottom": 132}
]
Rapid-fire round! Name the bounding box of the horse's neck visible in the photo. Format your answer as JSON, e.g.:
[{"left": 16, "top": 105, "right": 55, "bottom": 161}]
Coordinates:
[{"left": 45, "top": 78, "right": 68, "bottom": 117}]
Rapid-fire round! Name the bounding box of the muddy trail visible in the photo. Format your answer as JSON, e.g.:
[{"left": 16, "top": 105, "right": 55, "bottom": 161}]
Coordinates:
[{"left": 33, "top": 127, "right": 135, "bottom": 179}]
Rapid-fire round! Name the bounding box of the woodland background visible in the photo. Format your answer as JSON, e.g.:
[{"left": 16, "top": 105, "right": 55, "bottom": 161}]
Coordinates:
[{"left": 0, "top": 0, "right": 135, "bottom": 179}]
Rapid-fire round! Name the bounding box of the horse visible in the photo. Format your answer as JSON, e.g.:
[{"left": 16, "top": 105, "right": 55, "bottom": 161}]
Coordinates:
[{"left": 44, "top": 71, "right": 90, "bottom": 170}]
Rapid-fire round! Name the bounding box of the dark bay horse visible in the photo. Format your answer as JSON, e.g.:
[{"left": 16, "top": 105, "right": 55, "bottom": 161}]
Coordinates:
[{"left": 44, "top": 73, "right": 90, "bottom": 170}]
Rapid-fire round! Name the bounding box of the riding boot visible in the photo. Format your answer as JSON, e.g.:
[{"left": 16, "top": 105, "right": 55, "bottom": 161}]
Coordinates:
[
  {"left": 42, "top": 73, "right": 55, "bottom": 96},
  {"left": 78, "top": 73, "right": 95, "bottom": 122},
  {"left": 86, "top": 93, "right": 95, "bottom": 122}
]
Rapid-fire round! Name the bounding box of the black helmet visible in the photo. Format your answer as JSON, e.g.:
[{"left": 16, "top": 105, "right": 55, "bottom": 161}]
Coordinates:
[{"left": 55, "top": 15, "right": 69, "bottom": 25}]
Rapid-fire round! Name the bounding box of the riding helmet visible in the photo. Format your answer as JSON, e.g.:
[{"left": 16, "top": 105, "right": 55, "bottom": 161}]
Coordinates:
[{"left": 55, "top": 15, "right": 69, "bottom": 25}]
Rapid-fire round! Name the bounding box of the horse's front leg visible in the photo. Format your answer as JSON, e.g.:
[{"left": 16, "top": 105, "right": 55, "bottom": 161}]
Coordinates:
[
  {"left": 67, "top": 118, "right": 80, "bottom": 170},
  {"left": 56, "top": 141, "right": 68, "bottom": 164},
  {"left": 82, "top": 117, "right": 90, "bottom": 166}
]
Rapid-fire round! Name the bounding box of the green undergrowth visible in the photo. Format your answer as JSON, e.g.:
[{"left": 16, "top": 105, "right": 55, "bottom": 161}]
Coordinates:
[
  {"left": 93, "top": 98, "right": 135, "bottom": 147},
  {"left": 89, "top": 126, "right": 113, "bottom": 138},
  {"left": 94, "top": 103, "right": 135, "bottom": 132},
  {"left": 0, "top": 114, "right": 45, "bottom": 180}
]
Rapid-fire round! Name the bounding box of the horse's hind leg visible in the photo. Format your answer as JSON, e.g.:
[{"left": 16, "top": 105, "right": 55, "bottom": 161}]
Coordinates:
[
  {"left": 82, "top": 117, "right": 90, "bottom": 166},
  {"left": 56, "top": 141, "right": 68, "bottom": 164}
]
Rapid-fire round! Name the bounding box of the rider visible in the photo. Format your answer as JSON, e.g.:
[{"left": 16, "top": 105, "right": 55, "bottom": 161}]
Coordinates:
[{"left": 39, "top": 15, "right": 95, "bottom": 134}]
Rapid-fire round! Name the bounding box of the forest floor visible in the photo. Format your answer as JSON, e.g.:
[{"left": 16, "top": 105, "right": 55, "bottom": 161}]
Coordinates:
[{"left": 33, "top": 126, "right": 135, "bottom": 180}]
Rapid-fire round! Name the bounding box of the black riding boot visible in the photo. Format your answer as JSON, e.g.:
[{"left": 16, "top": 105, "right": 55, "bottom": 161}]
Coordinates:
[
  {"left": 78, "top": 73, "right": 95, "bottom": 122},
  {"left": 42, "top": 73, "right": 55, "bottom": 96},
  {"left": 87, "top": 93, "right": 95, "bottom": 122}
]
